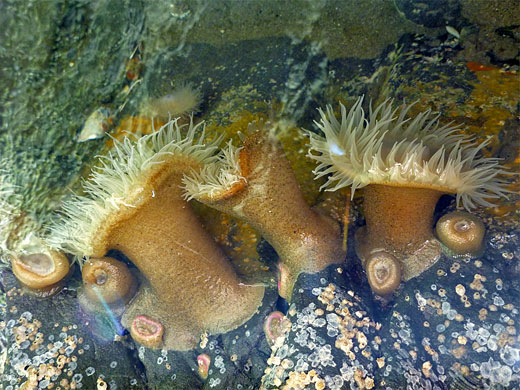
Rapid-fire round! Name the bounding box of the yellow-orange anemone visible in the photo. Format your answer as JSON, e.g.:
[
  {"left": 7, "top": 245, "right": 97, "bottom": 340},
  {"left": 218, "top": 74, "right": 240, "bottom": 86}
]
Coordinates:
[
  {"left": 308, "top": 97, "right": 510, "bottom": 281},
  {"left": 183, "top": 122, "right": 345, "bottom": 301},
  {"left": 49, "top": 118, "right": 264, "bottom": 350},
  {"left": 12, "top": 250, "right": 69, "bottom": 295},
  {"left": 436, "top": 211, "right": 486, "bottom": 258},
  {"left": 81, "top": 257, "right": 137, "bottom": 306},
  {"left": 364, "top": 251, "right": 402, "bottom": 296}
]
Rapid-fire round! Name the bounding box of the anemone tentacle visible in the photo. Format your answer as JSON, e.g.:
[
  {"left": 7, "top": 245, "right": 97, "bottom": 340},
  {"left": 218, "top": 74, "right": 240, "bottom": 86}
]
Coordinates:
[
  {"left": 307, "top": 97, "right": 510, "bottom": 210},
  {"left": 48, "top": 117, "right": 222, "bottom": 258},
  {"left": 182, "top": 140, "right": 245, "bottom": 201}
]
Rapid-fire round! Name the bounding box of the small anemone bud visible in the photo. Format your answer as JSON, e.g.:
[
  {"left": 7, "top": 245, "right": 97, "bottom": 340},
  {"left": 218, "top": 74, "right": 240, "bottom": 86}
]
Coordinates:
[
  {"left": 436, "top": 211, "right": 485, "bottom": 257},
  {"left": 130, "top": 315, "right": 164, "bottom": 349},
  {"left": 365, "top": 251, "right": 402, "bottom": 296},
  {"left": 197, "top": 353, "right": 211, "bottom": 380},
  {"left": 11, "top": 250, "right": 69, "bottom": 291},
  {"left": 142, "top": 83, "right": 201, "bottom": 120},
  {"left": 263, "top": 311, "right": 290, "bottom": 347},
  {"left": 82, "top": 257, "right": 136, "bottom": 305}
]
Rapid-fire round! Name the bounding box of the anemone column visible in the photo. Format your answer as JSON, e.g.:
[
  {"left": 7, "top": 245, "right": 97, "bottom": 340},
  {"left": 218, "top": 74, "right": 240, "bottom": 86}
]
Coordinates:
[
  {"left": 183, "top": 129, "right": 345, "bottom": 301},
  {"left": 356, "top": 184, "right": 444, "bottom": 280},
  {"left": 308, "top": 97, "right": 510, "bottom": 296},
  {"left": 109, "top": 176, "right": 265, "bottom": 350}
]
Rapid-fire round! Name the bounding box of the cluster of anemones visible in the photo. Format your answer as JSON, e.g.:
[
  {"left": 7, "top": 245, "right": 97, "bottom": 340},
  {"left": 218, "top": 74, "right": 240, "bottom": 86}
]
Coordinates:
[{"left": 3, "top": 92, "right": 510, "bottom": 352}]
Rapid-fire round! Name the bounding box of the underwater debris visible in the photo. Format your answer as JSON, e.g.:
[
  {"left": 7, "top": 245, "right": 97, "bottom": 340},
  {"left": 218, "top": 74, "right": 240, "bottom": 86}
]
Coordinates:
[{"left": 77, "top": 107, "right": 114, "bottom": 143}]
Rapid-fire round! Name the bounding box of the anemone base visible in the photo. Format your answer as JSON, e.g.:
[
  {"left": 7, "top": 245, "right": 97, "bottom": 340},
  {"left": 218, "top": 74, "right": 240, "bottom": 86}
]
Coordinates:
[{"left": 121, "top": 281, "right": 201, "bottom": 351}]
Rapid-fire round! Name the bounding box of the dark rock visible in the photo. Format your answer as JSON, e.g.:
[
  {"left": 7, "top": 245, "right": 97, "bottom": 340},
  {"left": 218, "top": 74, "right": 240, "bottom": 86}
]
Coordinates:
[
  {"left": 394, "top": 0, "right": 463, "bottom": 28},
  {"left": 0, "top": 268, "right": 148, "bottom": 390}
]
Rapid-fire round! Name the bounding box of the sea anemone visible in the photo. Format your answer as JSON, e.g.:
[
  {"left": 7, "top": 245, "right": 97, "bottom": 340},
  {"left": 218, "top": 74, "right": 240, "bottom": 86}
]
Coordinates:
[
  {"left": 307, "top": 97, "right": 510, "bottom": 281},
  {"left": 197, "top": 353, "right": 211, "bottom": 380},
  {"left": 263, "top": 311, "right": 291, "bottom": 347},
  {"left": 141, "top": 83, "right": 201, "bottom": 120},
  {"left": 131, "top": 315, "right": 165, "bottom": 349},
  {"left": 81, "top": 257, "right": 137, "bottom": 309},
  {"left": 182, "top": 121, "right": 345, "bottom": 301},
  {"left": 1, "top": 162, "right": 71, "bottom": 295},
  {"left": 49, "top": 118, "right": 264, "bottom": 351},
  {"left": 435, "top": 211, "right": 486, "bottom": 258},
  {"left": 11, "top": 246, "right": 69, "bottom": 296},
  {"left": 364, "top": 251, "right": 402, "bottom": 297}
]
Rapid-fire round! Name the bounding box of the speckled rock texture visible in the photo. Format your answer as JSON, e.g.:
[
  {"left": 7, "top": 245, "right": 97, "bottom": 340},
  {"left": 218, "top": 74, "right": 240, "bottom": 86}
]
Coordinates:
[
  {"left": 1, "top": 1, "right": 518, "bottom": 389},
  {"left": 0, "top": 269, "right": 147, "bottom": 389}
]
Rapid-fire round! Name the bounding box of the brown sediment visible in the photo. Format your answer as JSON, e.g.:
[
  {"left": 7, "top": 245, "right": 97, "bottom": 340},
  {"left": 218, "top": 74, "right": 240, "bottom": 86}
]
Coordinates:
[
  {"left": 11, "top": 250, "right": 69, "bottom": 293},
  {"left": 193, "top": 131, "right": 345, "bottom": 301},
  {"left": 88, "top": 158, "right": 264, "bottom": 350},
  {"left": 435, "top": 211, "right": 485, "bottom": 257},
  {"left": 356, "top": 184, "right": 443, "bottom": 281}
]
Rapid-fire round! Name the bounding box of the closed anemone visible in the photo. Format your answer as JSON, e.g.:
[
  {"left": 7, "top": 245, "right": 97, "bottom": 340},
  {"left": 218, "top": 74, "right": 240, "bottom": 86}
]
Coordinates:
[
  {"left": 365, "top": 251, "right": 402, "bottom": 296},
  {"left": 11, "top": 250, "right": 69, "bottom": 293},
  {"left": 82, "top": 257, "right": 137, "bottom": 305},
  {"left": 435, "top": 211, "right": 486, "bottom": 258}
]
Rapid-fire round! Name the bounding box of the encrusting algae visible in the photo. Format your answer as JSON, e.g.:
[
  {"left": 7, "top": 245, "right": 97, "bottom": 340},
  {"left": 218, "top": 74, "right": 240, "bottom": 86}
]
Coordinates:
[
  {"left": 308, "top": 97, "right": 511, "bottom": 294},
  {"left": 49, "top": 118, "right": 264, "bottom": 350},
  {"left": 182, "top": 119, "right": 345, "bottom": 301}
]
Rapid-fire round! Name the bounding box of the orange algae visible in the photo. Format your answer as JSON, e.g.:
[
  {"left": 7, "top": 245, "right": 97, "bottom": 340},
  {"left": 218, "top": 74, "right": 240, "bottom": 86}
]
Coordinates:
[
  {"left": 192, "top": 202, "right": 269, "bottom": 278},
  {"left": 466, "top": 62, "right": 496, "bottom": 72},
  {"left": 206, "top": 110, "right": 270, "bottom": 145},
  {"left": 449, "top": 67, "right": 519, "bottom": 153},
  {"left": 277, "top": 124, "right": 325, "bottom": 205},
  {"left": 207, "top": 110, "right": 325, "bottom": 203},
  {"left": 455, "top": 67, "right": 520, "bottom": 219},
  {"left": 105, "top": 116, "right": 166, "bottom": 149}
]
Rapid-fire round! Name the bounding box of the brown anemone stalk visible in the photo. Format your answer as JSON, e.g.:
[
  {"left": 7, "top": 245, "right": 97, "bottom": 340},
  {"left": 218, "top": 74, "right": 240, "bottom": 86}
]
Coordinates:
[
  {"left": 183, "top": 122, "right": 345, "bottom": 301},
  {"left": 357, "top": 184, "right": 444, "bottom": 280},
  {"left": 49, "top": 118, "right": 264, "bottom": 351},
  {"left": 308, "top": 97, "right": 511, "bottom": 292}
]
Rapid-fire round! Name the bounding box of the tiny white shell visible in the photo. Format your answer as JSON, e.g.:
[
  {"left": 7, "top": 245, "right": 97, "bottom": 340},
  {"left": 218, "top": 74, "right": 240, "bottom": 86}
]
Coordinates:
[
  {"left": 445, "top": 26, "right": 460, "bottom": 39},
  {"left": 77, "top": 108, "right": 113, "bottom": 142}
]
